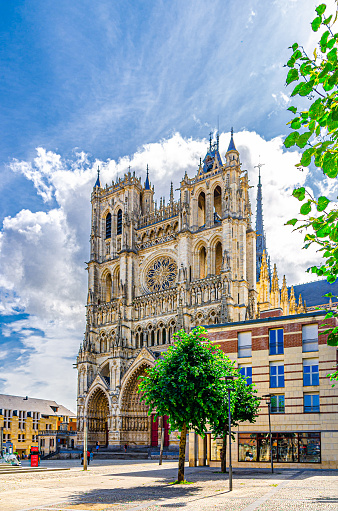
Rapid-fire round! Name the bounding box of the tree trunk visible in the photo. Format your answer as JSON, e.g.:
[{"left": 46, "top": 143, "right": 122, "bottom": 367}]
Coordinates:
[
  {"left": 178, "top": 423, "right": 187, "bottom": 482},
  {"left": 221, "top": 426, "right": 227, "bottom": 473}
]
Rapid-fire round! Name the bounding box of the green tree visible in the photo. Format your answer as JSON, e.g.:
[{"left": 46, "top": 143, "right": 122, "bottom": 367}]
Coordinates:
[
  {"left": 212, "top": 373, "right": 260, "bottom": 473},
  {"left": 284, "top": 3, "right": 338, "bottom": 374},
  {"left": 138, "top": 327, "right": 236, "bottom": 482}
]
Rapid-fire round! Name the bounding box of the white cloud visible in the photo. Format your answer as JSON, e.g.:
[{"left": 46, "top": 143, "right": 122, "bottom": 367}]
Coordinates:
[{"left": 0, "top": 131, "right": 331, "bottom": 408}]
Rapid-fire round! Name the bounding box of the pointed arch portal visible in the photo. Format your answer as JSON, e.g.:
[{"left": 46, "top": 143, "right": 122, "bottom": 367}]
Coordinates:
[
  {"left": 120, "top": 362, "right": 152, "bottom": 445},
  {"left": 87, "top": 388, "right": 109, "bottom": 446}
]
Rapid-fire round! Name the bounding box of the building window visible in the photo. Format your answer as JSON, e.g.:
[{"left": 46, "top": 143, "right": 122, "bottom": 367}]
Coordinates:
[
  {"left": 270, "top": 362, "right": 284, "bottom": 388},
  {"left": 238, "top": 432, "right": 320, "bottom": 463},
  {"left": 238, "top": 332, "right": 252, "bottom": 358},
  {"left": 269, "top": 329, "right": 284, "bottom": 355},
  {"left": 270, "top": 394, "right": 285, "bottom": 413},
  {"left": 302, "top": 324, "right": 318, "bottom": 352},
  {"left": 4, "top": 409, "right": 11, "bottom": 429},
  {"left": 32, "top": 412, "right": 39, "bottom": 430},
  {"left": 19, "top": 410, "right": 26, "bottom": 430},
  {"left": 105, "top": 212, "right": 111, "bottom": 239},
  {"left": 304, "top": 393, "right": 320, "bottom": 413},
  {"left": 303, "top": 359, "right": 319, "bottom": 386},
  {"left": 117, "top": 209, "right": 122, "bottom": 235},
  {"left": 299, "top": 432, "right": 321, "bottom": 463},
  {"left": 239, "top": 365, "right": 252, "bottom": 385}
]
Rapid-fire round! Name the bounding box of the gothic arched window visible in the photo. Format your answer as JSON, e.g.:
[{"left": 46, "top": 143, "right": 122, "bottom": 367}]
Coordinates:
[
  {"left": 117, "top": 209, "right": 122, "bottom": 235},
  {"left": 105, "top": 213, "right": 111, "bottom": 239},
  {"left": 215, "top": 242, "right": 222, "bottom": 276},
  {"left": 198, "top": 192, "right": 206, "bottom": 228}
]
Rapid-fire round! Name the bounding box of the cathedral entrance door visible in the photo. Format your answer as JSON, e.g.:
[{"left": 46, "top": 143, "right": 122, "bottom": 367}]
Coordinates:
[
  {"left": 150, "top": 414, "right": 170, "bottom": 447},
  {"left": 87, "top": 388, "right": 110, "bottom": 447},
  {"left": 151, "top": 414, "right": 158, "bottom": 447},
  {"left": 120, "top": 363, "right": 152, "bottom": 446}
]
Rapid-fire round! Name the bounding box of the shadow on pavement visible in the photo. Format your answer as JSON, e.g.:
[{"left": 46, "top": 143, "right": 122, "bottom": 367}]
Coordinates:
[{"left": 66, "top": 483, "right": 201, "bottom": 508}]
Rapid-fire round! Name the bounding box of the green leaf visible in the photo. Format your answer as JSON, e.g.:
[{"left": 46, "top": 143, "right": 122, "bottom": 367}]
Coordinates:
[
  {"left": 327, "top": 47, "right": 337, "bottom": 63},
  {"left": 315, "top": 4, "right": 326, "bottom": 15},
  {"left": 291, "top": 83, "right": 303, "bottom": 97},
  {"left": 291, "top": 117, "right": 302, "bottom": 129},
  {"left": 320, "top": 30, "right": 330, "bottom": 51},
  {"left": 300, "top": 201, "right": 312, "bottom": 215},
  {"left": 287, "top": 106, "right": 297, "bottom": 114},
  {"left": 284, "top": 131, "right": 299, "bottom": 148},
  {"left": 293, "top": 187, "right": 306, "bottom": 201},
  {"left": 286, "top": 218, "right": 298, "bottom": 226},
  {"left": 323, "top": 14, "right": 333, "bottom": 25},
  {"left": 300, "top": 148, "right": 314, "bottom": 167},
  {"left": 292, "top": 49, "right": 302, "bottom": 60},
  {"left": 311, "top": 16, "right": 322, "bottom": 32},
  {"left": 286, "top": 68, "right": 299, "bottom": 85},
  {"left": 296, "top": 131, "right": 311, "bottom": 148},
  {"left": 299, "top": 80, "right": 315, "bottom": 96},
  {"left": 322, "top": 152, "right": 338, "bottom": 178},
  {"left": 317, "top": 196, "right": 330, "bottom": 211},
  {"left": 327, "top": 332, "right": 338, "bottom": 346},
  {"left": 292, "top": 43, "right": 299, "bottom": 51}
]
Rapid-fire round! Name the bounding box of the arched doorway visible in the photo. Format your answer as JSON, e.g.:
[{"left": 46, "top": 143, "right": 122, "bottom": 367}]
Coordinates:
[
  {"left": 87, "top": 388, "right": 109, "bottom": 447},
  {"left": 120, "top": 363, "right": 152, "bottom": 446}
]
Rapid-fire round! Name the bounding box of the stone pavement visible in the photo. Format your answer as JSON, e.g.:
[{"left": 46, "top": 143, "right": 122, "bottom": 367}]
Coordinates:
[{"left": 0, "top": 459, "right": 337, "bottom": 511}]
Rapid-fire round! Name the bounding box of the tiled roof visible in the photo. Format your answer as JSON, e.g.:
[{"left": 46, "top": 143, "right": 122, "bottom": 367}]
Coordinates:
[{"left": 0, "top": 394, "right": 75, "bottom": 417}]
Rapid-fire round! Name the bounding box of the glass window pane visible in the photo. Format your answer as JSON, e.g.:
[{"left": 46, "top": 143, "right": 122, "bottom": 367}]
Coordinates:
[
  {"left": 238, "top": 434, "right": 257, "bottom": 462},
  {"left": 210, "top": 437, "right": 223, "bottom": 461},
  {"left": 299, "top": 433, "right": 321, "bottom": 463},
  {"left": 277, "top": 433, "right": 298, "bottom": 462}
]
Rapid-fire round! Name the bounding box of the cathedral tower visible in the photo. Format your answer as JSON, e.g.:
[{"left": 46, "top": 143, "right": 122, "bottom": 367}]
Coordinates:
[{"left": 76, "top": 131, "right": 258, "bottom": 449}]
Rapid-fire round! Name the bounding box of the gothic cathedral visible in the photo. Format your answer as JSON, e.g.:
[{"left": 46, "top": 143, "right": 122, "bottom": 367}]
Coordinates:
[{"left": 76, "top": 132, "right": 304, "bottom": 449}]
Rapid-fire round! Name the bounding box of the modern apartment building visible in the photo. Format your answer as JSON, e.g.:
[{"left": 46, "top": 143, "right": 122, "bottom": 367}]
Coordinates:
[{"left": 189, "top": 309, "right": 338, "bottom": 469}]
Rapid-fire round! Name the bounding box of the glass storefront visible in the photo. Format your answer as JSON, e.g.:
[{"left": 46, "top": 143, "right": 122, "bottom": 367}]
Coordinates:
[{"left": 238, "top": 432, "right": 321, "bottom": 463}]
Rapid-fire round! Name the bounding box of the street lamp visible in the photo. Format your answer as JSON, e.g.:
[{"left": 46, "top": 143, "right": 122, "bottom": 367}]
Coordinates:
[
  {"left": 262, "top": 394, "right": 273, "bottom": 474},
  {"left": 83, "top": 416, "right": 88, "bottom": 471},
  {"left": 221, "top": 375, "right": 235, "bottom": 492}
]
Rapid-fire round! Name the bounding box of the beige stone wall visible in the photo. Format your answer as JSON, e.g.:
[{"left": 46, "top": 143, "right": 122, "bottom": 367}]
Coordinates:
[{"left": 194, "top": 315, "right": 338, "bottom": 469}]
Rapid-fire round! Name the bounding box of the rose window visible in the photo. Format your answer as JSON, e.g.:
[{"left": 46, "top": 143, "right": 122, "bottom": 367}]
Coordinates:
[{"left": 146, "top": 257, "right": 177, "bottom": 292}]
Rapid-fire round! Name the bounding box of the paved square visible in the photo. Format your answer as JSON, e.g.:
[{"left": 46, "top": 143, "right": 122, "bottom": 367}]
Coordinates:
[{"left": 0, "top": 460, "right": 337, "bottom": 511}]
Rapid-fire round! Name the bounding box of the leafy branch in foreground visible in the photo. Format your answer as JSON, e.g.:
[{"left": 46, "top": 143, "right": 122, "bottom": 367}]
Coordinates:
[{"left": 284, "top": 3, "right": 338, "bottom": 358}]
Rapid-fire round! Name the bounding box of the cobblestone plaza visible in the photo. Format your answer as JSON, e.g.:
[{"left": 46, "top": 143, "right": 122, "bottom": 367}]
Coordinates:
[{"left": 1, "top": 460, "right": 337, "bottom": 511}]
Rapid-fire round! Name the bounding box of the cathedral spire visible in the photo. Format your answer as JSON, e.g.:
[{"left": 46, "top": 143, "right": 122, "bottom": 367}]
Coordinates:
[
  {"left": 227, "top": 127, "right": 237, "bottom": 152},
  {"left": 255, "top": 161, "right": 271, "bottom": 281},
  {"left": 144, "top": 164, "right": 150, "bottom": 190},
  {"left": 170, "top": 181, "right": 174, "bottom": 204},
  {"left": 94, "top": 166, "right": 101, "bottom": 188}
]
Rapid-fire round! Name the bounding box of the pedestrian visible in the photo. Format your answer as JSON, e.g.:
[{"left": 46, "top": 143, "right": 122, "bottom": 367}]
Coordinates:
[
  {"left": 87, "top": 450, "right": 90, "bottom": 465},
  {"left": 96, "top": 441, "right": 99, "bottom": 453},
  {"left": 124, "top": 443, "right": 128, "bottom": 453}
]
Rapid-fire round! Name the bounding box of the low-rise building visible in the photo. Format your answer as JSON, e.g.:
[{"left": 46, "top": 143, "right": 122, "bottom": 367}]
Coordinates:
[
  {"left": 0, "top": 394, "right": 76, "bottom": 457},
  {"left": 189, "top": 310, "right": 338, "bottom": 470}
]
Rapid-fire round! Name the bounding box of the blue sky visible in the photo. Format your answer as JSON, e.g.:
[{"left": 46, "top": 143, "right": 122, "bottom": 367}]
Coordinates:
[{"left": 0, "top": 0, "right": 336, "bottom": 410}]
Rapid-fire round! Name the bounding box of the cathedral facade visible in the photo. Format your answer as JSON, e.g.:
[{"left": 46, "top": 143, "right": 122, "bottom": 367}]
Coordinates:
[
  {"left": 76, "top": 132, "right": 259, "bottom": 448},
  {"left": 75, "top": 132, "right": 306, "bottom": 449}
]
